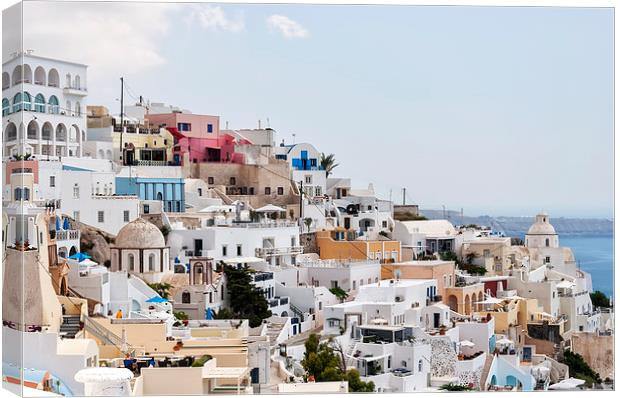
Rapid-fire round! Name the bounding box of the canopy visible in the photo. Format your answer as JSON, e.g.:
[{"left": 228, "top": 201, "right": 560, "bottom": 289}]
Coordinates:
[
  {"left": 548, "top": 378, "right": 585, "bottom": 390},
  {"left": 556, "top": 280, "right": 576, "bottom": 289},
  {"left": 459, "top": 340, "right": 475, "bottom": 347},
  {"left": 370, "top": 318, "right": 388, "bottom": 325},
  {"left": 79, "top": 258, "right": 98, "bottom": 266},
  {"left": 68, "top": 252, "right": 91, "bottom": 261},
  {"left": 75, "top": 367, "right": 133, "bottom": 383},
  {"left": 535, "top": 311, "right": 554, "bottom": 318},
  {"left": 63, "top": 217, "right": 70, "bottom": 230},
  {"left": 55, "top": 217, "right": 61, "bottom": 231},
  {"left": 199, "top": 205, "right": 234, "bottom": 213},
  {"left": 496, "top": 337, "right": 513, "bottom": 345},
  {"left": 145, "top": 296, "right": 168, "bottom": 303},
  {"left": 255, "top": 204, "right": 286, "bottom": 213}
]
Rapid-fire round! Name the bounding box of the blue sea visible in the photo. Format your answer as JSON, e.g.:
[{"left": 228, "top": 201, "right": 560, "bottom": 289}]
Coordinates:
[{"left": 560, "top": 235, "right": 614, "bottom": 297}]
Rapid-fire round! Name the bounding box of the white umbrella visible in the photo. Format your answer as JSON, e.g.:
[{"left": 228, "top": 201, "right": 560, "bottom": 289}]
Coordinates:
[
  {"left": 535, "top": 311, "right": 554, "bottom": 318},
  {"left": 556, "top": 280, "right": 576, "bottom": 289},
  {"left": 548, "top": 378, "right": 585, "bottom": 390},
  {"left": 496, "top": 337, "right": 513, "bottom": 345},
  {"left": 79, "top": 258, "right": 98, "bottom": 266},
  {"left": 476, "top": 297, "right": 502, "bottom": 305},
  {"left": 255, "top": 204, "right": 286, "bottom": 212},
  {"left": 459, "top": 340, "right": 476, "bottom": 347}
]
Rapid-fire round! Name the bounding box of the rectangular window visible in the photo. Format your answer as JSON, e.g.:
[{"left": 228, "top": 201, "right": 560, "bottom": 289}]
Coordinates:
[
  {"left": 208, "top": 177, "right": 214, "bottom": 185},
  {"left": 73, "top": 211, "right": 80, "bottom": 221},
  {"left": 97, "top": 211, "right": 104, "bottom": 223},
  {"left": 73, "top": 185, "right": 79, "bottom": 198},
  {"left": 177, "top": 123, "right": 191, "bottom": 131},
  {"left": 207, "top": 124, "right": 213, "bottom": 133},
  {"left": 237, "top": 244, "right": 242, "bottom": 256},
  {"left": 50, "top": 176, "right": 56, "bottom": 187},
  {"left": 315, "top": 186, "right": 322, "bottom": 196},
  {"left": 222, "top": 245, "right": 228, "bottom": 256},
  {"left": 265, "top": 187, "right": 271, "bottom": 195},
  {"left": 143, "top": 204, "right": 150, "bottom": 214},
  {"left": 277, "top": 186, "right": 284, "bottom": 195},
  {"left": 229, "top": 177, "right": 236, "bottom": 185},
  {"left": 305, "top": 175, "right": 312, "bottom": 184},
  {"left": 382, "top": 220, "right": 388, "bottom": 228},
  {"left": 123, "top": 210, "right": 130, "bottom": 222}
]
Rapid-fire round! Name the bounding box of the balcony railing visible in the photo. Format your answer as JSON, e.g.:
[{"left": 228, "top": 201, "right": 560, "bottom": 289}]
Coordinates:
[
  {"left": 56, "top": 230, "right": 79, "bottom": 241},
  {"left": 255, "top": 246, "right": 303, "bottom": 257}
]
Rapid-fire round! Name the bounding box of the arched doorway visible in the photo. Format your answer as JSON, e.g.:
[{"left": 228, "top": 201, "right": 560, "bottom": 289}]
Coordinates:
[
  {"left": 447, "top": 295, "right": 458, "bottom": 312},
  {"left": 69, "top": 246, "right": 78, "bottom": 256},
  {"left": 464, "top": 294, "right": 471, "bottom": 314}
]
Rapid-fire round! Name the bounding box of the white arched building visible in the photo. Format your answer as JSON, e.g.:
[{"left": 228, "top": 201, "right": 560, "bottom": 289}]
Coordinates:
[
  {"left": 110, "top": 218, "right": 171, "bottom": 283},
  {"left": 2, "top": 52, "right": 87, "bottom": 158}
]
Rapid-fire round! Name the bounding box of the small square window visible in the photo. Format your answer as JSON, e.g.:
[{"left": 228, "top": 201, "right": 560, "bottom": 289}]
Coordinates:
[
  {"left": 207, "top": 124, "right": 213, "bottom": 133},
  {"left": 97, "top": 211, "right": 104, "bottom": 223},
  {"left": 277, "top": 187, "right": 284, "bottom": 195},
  {"left": 208, "top": 177, "right": 214, "bottom": 185},
  {"left": 143, "top": 204, "right": 150, "bottom": 214},
  {"left": 265, "top": 187, "right": 271, "bottom": 195},
  {"left": 229, "top": 177, "right": 236, "bottom": 185},
  {"left": 123, "top": 210, "right": 130, "bottom": 222}
]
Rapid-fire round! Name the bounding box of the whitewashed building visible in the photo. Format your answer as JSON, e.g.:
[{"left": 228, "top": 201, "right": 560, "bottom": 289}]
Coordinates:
[{"left": 3, "top": 52, "right": 87, "bottom": 158}]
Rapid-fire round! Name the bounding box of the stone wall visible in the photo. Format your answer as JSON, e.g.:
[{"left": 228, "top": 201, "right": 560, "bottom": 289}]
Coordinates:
[
  {"left": 300, "top": 232, "right": 318, "bottom": 255},
  {"left": 571, "top": 332, "right": 614, "bottom": 380},
  {"left": 430, "top": 337, "right": 457, "bottom": 378}
]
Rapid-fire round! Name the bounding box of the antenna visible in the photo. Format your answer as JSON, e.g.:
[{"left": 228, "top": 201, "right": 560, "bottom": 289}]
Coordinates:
[{"left": 266, "top": 117, "right": 270, "bottom": 128}]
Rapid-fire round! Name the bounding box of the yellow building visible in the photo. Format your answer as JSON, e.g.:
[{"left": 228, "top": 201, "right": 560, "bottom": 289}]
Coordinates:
[{"left": 316, "top": 228, "right": 401, "bottom": 262}]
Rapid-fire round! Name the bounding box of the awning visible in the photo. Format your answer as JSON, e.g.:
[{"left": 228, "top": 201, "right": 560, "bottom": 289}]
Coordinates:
[
  {"left": 146, "top": 296, "right": 168, "bottom": 303},
  {"left": 255, "top": 204, "right": 286, "bottom": 213},
  {"left": 199, "top": 205, "right": 235, "bottom": 213},
  {"left": 223, "top": 256, "right": 264, "bottom": 264},
  {"left": 548, "top": 378, "right": 585, "bottom": 390},
  {"left": 459, "top": 340, "right": 475, "bottom": 347},
  {"left": 68, "top": 252, "right": 92, "bottom": 261},
  {"left": 476, "top": 297, "right": 502, "bottom": 305},
  {"left": 79, "top": 259, "right": 98, "bottom": 266},
  {"left": 496, "top": 337, "right": 513, "bottom": 345}
]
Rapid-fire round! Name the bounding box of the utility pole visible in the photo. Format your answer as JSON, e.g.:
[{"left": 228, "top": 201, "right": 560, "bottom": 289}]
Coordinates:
[
  {"left": 299, "top": 180, "right": 304, "bottom": 221},
  {"left": 119, "top": 77, "right": 124, "bottom": 155}
]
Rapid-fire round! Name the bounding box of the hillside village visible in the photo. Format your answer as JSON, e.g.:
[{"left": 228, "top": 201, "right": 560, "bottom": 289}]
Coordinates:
[{"left": 2, "top": 52, "right": 614, "bottom": 396}]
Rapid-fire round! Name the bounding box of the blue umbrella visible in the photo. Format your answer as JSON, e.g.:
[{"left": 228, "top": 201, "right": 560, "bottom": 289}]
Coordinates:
[
  {"left": 146, "top": 296, "right": 168, "bottom": 303},
  {"left": 55, "top": 217, "right": 60, "bottom": 231},
  {"left": 63, "top": 217, "right": 70, "bottom": 230},
  {"left": 206, "top": 307, "right": 213, "bottom": 320},
  {"left": 68, "top": 252, "right": 91, "bottom": 261}
]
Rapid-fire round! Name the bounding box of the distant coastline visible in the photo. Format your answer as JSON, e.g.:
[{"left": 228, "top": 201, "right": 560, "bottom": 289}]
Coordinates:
[{"left": 420, "top": 209, "right": 613, "bottom": 238}]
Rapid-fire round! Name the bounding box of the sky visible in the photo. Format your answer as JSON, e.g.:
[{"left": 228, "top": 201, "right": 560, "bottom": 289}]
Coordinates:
[{"left": 5, "top": 2, "right": 614, "bottom": 218}]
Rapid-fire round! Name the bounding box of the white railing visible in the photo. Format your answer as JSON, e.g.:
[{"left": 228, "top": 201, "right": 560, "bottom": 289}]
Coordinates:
[{"left": 256, "top": 246, "right": 303, "bottom": 257}]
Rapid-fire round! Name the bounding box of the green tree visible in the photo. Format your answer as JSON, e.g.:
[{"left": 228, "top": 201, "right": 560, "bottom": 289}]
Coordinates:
[
  {"left": 148, "top": 282, "right": 173, "bottom": 299},
  {"left": 304, "top": 217, "right": 313, "bottom": 232},
  {"left": 439, "top": 383, "right": 473, "bottom": 391},
  {"left": 301, "top": 334, "right": 374, "bottom": 392},
  {"left": 320, "top": 153, "right": 339, "bottom": 177},
  {"left": 329, "top": 286, "right": 349, "bottom": 303},
  {"left": 222, "top": 265, "right": 272, "bottom": 327},
  {"left": 561, "top": 350, "right": 601, "bottom": 387},
  {"left": 191, "top": 354, "right": 213, "bottom": 367},
  {"left": 174, "top": 311, "right": 188, "bottom": 321},
  {"left": 590, "top": 291, "right": 611, "bottom": 308}
]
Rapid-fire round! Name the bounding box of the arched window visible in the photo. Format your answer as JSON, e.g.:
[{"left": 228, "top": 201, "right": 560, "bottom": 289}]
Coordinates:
[
  {"left": 34, "top": 66, "right": 46, "bottom": 85},
  {"left": 23, "top": 187, "right": 30, "bottom": 201},
  {"left": 12, "top": 92, "right": 22, "bottom": 112},
  {"left": 55, "top": 124, "right": 67, "bottom": 141},
  {"left": 2, "top": 98, "right": 9, "bottom": 116},
  {"left": 5, "top": 122, "right": 17, "bottom": 141},
  {"left": 14, "top": 187, "right": 22, "bottom": 201},
  {"left": 128, "top": 254, "right": 135, "bottom": 271},
  {"left": 74, "top": 75, "right": 81, "bottom": 89},
  {"left": 148, "top": 254, "right": 155, "bottom": 271},
  {"left": 75, "top": 101, "right": 81, "bottom": 116},
  {"left": 545, "top": 238, "right": 549, "bottom": 247},
  {"left": 48, "top": 95, "right": 59, "bottom": 114},
  {"left": 12, "top": 65, "right": 22, "bottom": 86},
  {"left": 34, "top": 94, "right": 45, "bottom": 112},
  {"left": 2, "top": 72, "right": 9, "bottom": 89},
  {"left": 66, "top": 73, "right": 71, "bottom": 88},
  {"left": 23, "top": 92, "right": 32, "bottom": 111},
  {"left": 182, "top": 291, "right": 191, "bottom": 304},
  {"left": 27, "top": 120, "right": 38, "bottom": 139},
  {"left": 42, "top": 122, "right": 53, "bottom": 140},
  {"left": 418, "top": 359, "right": 423, "bottom": 372},
  {"left": 48, "top": 69, "right": 59, "bottom": 87}
]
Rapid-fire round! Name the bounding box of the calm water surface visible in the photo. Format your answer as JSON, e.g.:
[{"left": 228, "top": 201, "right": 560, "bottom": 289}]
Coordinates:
[{"left": 560, "top": 235, "right": 614, "bottom": 297}]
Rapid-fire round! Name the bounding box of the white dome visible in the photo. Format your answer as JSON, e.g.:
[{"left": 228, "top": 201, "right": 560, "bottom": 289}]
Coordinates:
[
  {"left": 526, "top": 213, "right": 557, "bottom": 236},
  {"left": 115, "top": 218, "right": 166, "bottom": 248}
]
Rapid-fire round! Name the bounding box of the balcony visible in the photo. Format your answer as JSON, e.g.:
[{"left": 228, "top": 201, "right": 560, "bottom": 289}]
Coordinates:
[
  {"left": 56, "top": 229, "right": 79, "bottom": 241},
  {"left": 63, "top": 86, "right": 88, "bottom": 96},
  {"left": 255, "top": 246, "right": 303, "bottom": 257}
]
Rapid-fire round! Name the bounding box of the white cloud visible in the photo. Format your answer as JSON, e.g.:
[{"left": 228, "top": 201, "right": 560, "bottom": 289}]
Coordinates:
[
  {"left": 267, "top": 15, "right": 309, "bottom": 39},
  {"left": 21, "top": 2, "right": 178, "bottom": 77},
  {"left": 187, "top": 5, "right": 244, "bottom": 33}
]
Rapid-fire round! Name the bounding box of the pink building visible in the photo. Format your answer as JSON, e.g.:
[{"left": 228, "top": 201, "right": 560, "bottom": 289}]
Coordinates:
[{"left": 145, "top": 112, "right": 246, "bottom": 165}]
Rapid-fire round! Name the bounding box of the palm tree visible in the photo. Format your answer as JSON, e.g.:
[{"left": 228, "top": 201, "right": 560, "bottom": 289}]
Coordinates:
[{"left": 320, "top": 153, "right": 339, "bottom": 177}]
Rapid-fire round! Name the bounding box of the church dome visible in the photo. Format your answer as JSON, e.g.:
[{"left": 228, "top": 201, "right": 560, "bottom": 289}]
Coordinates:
[
  {"left": 526, "top": 212, "right": 557, "bottom": 236},
  {"left": 115, "top": 218, "right": 166, "bottom": 248}
]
